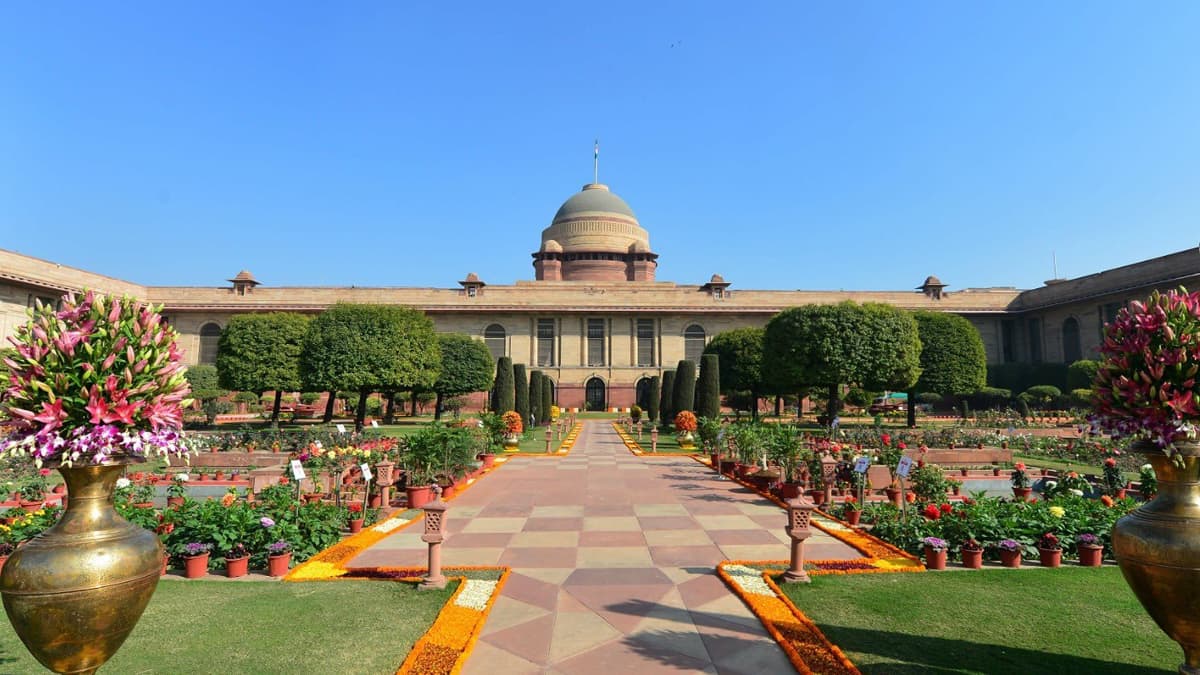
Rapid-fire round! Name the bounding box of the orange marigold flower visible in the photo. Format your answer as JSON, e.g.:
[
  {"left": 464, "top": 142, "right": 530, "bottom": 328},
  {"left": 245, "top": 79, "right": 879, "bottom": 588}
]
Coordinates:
[
  {"left": 220, "top": 493, "right": 236, "bottom": 507},
  {"left": 1101, "top": 495, "right": 1114, "bottom": 507}
]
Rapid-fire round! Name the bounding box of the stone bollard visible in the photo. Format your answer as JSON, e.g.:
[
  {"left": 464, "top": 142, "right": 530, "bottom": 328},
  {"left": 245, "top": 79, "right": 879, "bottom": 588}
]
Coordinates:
[
  {"left": 651, "top": 426, "right": 658, "bottom": 453},
  {"left": 420, "top": 485, "right": 448, "bottom": 590},
  {"left": 545, "top": 426, "right": 553, "bottom": 453},
  {"left": 375, "top": 460, "right": 395, "bottom": 509},
  {"left": 783, "top": 495, "right": 817, "bottom": 583},
  {"left": 637, "top": 421, "right": 642, "bottom": 440},
  {"left": 822, "top": 453, "right": 838, "bottom": 505}
]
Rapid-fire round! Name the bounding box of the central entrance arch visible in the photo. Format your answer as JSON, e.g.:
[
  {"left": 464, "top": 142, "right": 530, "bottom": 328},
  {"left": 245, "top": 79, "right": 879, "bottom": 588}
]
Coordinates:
[{"left": 585, "top": 377, "right": 606, "bottom": 411}]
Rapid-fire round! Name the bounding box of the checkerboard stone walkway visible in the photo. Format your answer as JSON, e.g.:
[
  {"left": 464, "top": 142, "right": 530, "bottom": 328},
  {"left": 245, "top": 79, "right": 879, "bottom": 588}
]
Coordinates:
[{"left": 348, "top": 421, "right": 862, "bottom": 674}]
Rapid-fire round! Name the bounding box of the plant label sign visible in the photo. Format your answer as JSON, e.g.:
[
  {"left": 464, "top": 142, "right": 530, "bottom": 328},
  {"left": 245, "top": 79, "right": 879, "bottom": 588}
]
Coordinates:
[
  {"left": 896, "top": 455, "right": 914, "bottom": 478},
  {"left": 360, "top": 463, "right": 373, "bottom": 481},
  {"left": 371, "top": 420, "right": 379, "bottom": 428},
  {"left": 290, "top": 460, "right": 306, "bottom": 480},
  {"left": 853, "top": 456, "right": 870, "bottom": 473},
  {"left": 336, "top": 424, "right": 347, "bottom": 434}
]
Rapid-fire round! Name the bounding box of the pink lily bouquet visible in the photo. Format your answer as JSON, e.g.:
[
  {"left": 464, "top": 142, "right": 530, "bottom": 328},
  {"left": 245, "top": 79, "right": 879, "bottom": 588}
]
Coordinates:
[
  {"left": 1, "top": 291, "right": 192, "bottom": 467},
  {"left": 1091, "top": 288, "right": 1200, "bottom": 464}
]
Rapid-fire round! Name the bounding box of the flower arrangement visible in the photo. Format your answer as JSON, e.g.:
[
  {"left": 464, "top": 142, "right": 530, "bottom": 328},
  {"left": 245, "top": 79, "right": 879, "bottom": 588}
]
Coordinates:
[
  {"left": 1092, "top": 288, "right": 1200, "bottom": 464},
  {"left": 266, "top": 540, "right": 292, "bottom": 556},
  {"left": 224, "top": 542, "right": 248, "bottom": 561},
  {"left": 500, "top": 411, "right": 523, "bottom": 436},
  {"left": 1076, "top": 533, "right": 1101, "bottom": 547},
  {"left": 961, "top": 538, "right": 982, "bottom": 552},
  {"left": 0, "top": 291, "right": 192, "bottom": 466},
  {"left": 1011, "top": 462, "right": 1031, "bottom": 489},
  {"left": 182, "top": 542, "right": 211, "bottom": 558},
  {"left": 1038, "top": 532, "right": 1061, "bottom": 551},
  {"left": 674, "top": 410, "right": 697, "bottom": 434},
  {"left": 996, "top": 538, "right": 1021, "bottom": 552},
  {"left": 922, "top": 537, "right": 948, "bottom": 552},
  {"left": 166, "top": 473, "right": 188, "bottom": 498}
]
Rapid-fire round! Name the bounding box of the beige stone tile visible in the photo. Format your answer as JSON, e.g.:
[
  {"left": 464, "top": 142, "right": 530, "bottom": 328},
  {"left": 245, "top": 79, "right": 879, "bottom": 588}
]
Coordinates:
[
  {"left": 582, "top": 516, "right": 641, "bottom": 532},
  {"left": 642, "top": 529, "right": 714, "bottom": 547},
  {"left": 509, "top": 531, "right": 581, "bottom": 548},
  {"left": 736, "top": 502, "right": 784, "bottom": 516},
  {"left": 461, "top": 517, "right": 527, "bottom": 533},
  {"left": 575, "top": 546, "right": 655, "bottom": 568},
  {"left": 370, "top": 532, "right": 425, "bottom": 550},
  {"left": 692, "top": 514, "right": 760, "bottom": 531},
  {"left": 461, "top": 639, "right": 544, "bottom": 675},
  {"left": 717, "top": 544, "right": 789, "bottom": 561},
  {"left": 548, "top": 610, "right": 622, "bottom": 662},
  {"left": 442, "top": 547, "right": 506, "bottom": 566},
  {"left": 516, "top": 568, "right": 575, "bottom": 585},
  {"left": 479, "top": 596, "right": 552, "bottom": 636},
  {"left": 690, "top": 593, "right": 765, "bottom": 631},
  {"left": 531, "top": 505, "right": 585, "bottom": 518},
  {"left": 633, "top": 503, "right": 690, "bottom": 517}
]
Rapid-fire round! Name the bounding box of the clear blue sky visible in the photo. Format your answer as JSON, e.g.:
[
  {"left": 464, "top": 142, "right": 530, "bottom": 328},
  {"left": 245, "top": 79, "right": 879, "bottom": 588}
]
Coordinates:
[{"left": 3, "top": 2, "right": 1199, "bottom": 292}]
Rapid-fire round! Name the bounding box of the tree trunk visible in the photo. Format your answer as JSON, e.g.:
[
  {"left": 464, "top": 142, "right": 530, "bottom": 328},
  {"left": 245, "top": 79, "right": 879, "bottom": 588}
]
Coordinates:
[
  {"left": 270, "top": 390, "right": 283, "bottom": 426},
  {"left": 384, "top": 392, "right": 396, "bottom": 425},
  {"left": 775, "top": 396, "right": 783, "bottom": 418},
  {"left": 411, "top": 389, "right": 419, "bottom": 417},
  {"left": 434, "top": 392, "right": 444, "bottom": 420},
  {"left": 827, "top": 383, "right": 838, "bottom": 422},
  {"left": 751, "top": 390, "right": 759, "bottom": 421},
  {"left": 906, "top": 388, "right": 917, "bottom": 429},
  {"left": 355, "top": 388, "right": 368, "bottom": 432},
  {"left": 323, "top": 390, "right": 336, "bottom": 423}
]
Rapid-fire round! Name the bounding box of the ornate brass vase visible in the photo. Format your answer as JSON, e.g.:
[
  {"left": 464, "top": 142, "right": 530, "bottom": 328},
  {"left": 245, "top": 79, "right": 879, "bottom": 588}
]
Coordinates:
[
  {"left": 1113, "top": 441, "right": 1200, "bottom": 674},
  {"left": 1, "top": 463, "right": 163, "bottom": 674}
]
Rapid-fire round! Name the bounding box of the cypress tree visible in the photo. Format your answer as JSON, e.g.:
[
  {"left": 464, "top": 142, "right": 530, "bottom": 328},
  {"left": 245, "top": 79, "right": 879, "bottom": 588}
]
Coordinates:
[
  {"left": 514, "top": 363, "right": 529, "bottom": 428},
  {"left": 673, "top": 359, "right": 697, "bottom": 418},
  {"left": 646, "top": 375, "right": 661, "bottom": 425},
  {"left": 529, "top": 370, "right": 543, "bottom": 426},
  {"left": 660, "top": 370, "right": 676, "bottom": 427},
  {"left": 697, "top": 354, "right": 721, "bottom": 420},
  {"left": 491, "top": 357, "right": 515, "bottom": 413},
  {"left": 540, "top": 376, "right": 553, "bottom": 425}
]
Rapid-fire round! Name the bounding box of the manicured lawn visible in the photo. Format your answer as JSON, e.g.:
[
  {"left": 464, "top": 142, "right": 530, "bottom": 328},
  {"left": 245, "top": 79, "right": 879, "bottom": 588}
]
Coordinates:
[
  {"left": 1014, "top": 452, "right": 1140, "bottom": 482},
  {"left": 0, "top": 579, "right": 456, "bottom": 674},
  {"left": 778, "top": 567, "right": 1178, "bottom": 673}
]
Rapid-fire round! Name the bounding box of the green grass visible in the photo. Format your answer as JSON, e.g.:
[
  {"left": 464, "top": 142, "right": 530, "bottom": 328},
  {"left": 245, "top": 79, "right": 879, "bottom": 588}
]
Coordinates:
[
  {"left": 0, "top": 579, "right": 456, "bottom": 674},
  {"left": 778, "top": 567, "right": 1179, "bottom": 674},
  {"left": 1013, "top": 452, "right": 1139, "bottom": 482}
]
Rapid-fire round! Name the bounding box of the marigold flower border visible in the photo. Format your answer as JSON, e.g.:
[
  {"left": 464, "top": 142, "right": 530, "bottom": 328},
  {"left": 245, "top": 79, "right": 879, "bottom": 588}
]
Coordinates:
[
  {"left": 508, "top": 421, "right": 584, "bottom": 457},
  {"left": 610, "top": 422, "right": 700, "bottom": 457}
]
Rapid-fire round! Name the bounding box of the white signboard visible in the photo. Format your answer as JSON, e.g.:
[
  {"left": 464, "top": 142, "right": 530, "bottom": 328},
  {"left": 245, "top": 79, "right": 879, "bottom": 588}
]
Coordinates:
[
  {"left": 290, "top": 459, "right": 306, "bottom": 480},
  {"left": 360, "top": 463, "right": 373, "bottom": 482},
  {"left": 371, "top": 420, "right": 379, "bottom": 428},
  {"left": 336, "top": 424, "right": 347, "bottom": 434},
  {"left": 896, "top": 455, "right": 914, "bottom": 478},
  {"left": 853, "top": 456, "right": 870, "bottom": 473}
]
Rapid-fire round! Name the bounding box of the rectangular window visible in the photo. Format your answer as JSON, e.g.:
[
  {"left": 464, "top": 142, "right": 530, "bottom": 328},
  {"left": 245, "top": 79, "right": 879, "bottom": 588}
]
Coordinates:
[
  {"left": 636, "top": 319, "right": 656, "bottom": 367},
  {"left": 1028, "top": 318, "right": 1043, "bottom": 363},
  {"left": 537, "top": 319, "right": 556, "bottom": 367},
  {"left": 587, "top": 318, "right": 605, "bottom": 367}
]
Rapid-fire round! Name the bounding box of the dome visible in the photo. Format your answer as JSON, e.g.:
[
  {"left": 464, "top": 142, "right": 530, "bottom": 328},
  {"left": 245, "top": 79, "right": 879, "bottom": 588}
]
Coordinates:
[{"left": 552, "top": 183, "right": 637, "bottom": 221}]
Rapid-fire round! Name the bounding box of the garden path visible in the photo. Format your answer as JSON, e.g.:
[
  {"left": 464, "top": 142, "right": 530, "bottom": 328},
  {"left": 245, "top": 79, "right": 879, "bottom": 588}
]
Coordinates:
[{"left": 350, "top": 421, "right": 862, "bottom": 674}]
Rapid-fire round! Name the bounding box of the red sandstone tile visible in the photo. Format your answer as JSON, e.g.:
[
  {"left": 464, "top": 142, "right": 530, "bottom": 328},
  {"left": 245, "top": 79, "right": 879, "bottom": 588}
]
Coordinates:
[
  {"left": 577, "top": 531, "right": 647, "bottom": 547},
  {"left": 676, "top": 573, "right": 733, "bottom": 610},
  {"left": 563, "top": 567, "right": 673, "bottom": 587},
  {"left": 648, "top": 545, "right": 724, "bottom": 566},
  {"left": 704, "top": 529, "right": 781, "bottom": 546},
  {"left": 749, "top": 514, "right": 784, "bottom": 528},
  {"left": 500, "top": 572, "right": 561, "bottom": 611},
  {"left": 637, "top": 516, "right": 697, "bottom": 530},
  {"left": 523, "top": 517, "right": 585, "bottom": 532},
  {"left": 480, "top": 613, "right": 555, "bottom": 665},
  {"left": 499, "top": 547, "right": 578, "bottom": 568},
  {"left": 344, "top": 549, "right": 425, "bottom": 568},
  {"left": 443, "top": 532, "right": 514, "bottom": 548},
  {"left": 560, "top": 585, "right": 674, "bottom": 634},
  {"left": 553, "top": 634, "right": 713, "bottom": 674},
  {"left": 478, "top": 504, "right": 534, "bottom": 517}
]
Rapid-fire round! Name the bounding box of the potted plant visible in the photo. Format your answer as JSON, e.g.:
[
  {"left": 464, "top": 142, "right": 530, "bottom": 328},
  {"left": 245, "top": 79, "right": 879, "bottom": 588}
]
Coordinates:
[
  {"left": 1010, "top": 463, "right": 1032, "bottom": 501},
  {"left": 0, "top": 542, "right": 15, "bottom": 575},
  {"left": 223, "top": 542, "right": 249, "bottom": 578},
  {"left": 1077, "top": 533, "right": 1104, "bottom": 567},
  {"left": 18, "top": 470, "right": 50, "bottom": 511},
  {"left": 996, "top": 538, "right": 1022, "bottom": 568},
  {"left": 500, "top": 411, "right": 523, "bottom": 451},
  {"left": 346, "top": 502, "right": 365, "bottom": 534},
  {"left": 961, "top": 538, "right": 984, "bottom": 569},
  {"left": 266, "top": 540, "right": 292, "bottom": 577},
  {"left": 182, "top": 542, "right": 211, "bottom": 579},
  {"left": 674, "top": 411, "right": 698, "bottom": 449},
  {"left": 1138, "top": 463, "right": 1157, "bottom": 499},
  {"left": 840, "top": 495, "right": 862, "bottom": 526},
  {"left": 1037, "top": 532, "right": 1062, "bottom": 568},
  {"left": 166, "top": 474, "right": 189, "bottom": 507},
  {"left": 923, "top": 536, "right": 949, "bottom": 571}
]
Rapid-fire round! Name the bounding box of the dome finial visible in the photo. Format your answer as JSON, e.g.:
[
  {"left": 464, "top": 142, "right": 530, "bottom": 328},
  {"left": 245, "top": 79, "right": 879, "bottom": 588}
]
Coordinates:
[{"left": 593, "top": 139, "right": 600, "bottom": 185}]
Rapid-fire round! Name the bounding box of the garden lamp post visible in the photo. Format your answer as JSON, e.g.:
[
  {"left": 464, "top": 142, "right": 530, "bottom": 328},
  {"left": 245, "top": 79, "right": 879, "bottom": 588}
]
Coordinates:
[
  {"left": 545, "top": 426, "right": 553, "bottom": 453},
  {"left": 784, "top": 495, "right": 817, "bottom": 583},
  {"left": 375, "top": 460, "right": 396, "bottom": 509},
  {"left": 822, "top": 454, "right": 838, "bottom": 505},
  {"left": 420, "top": 486, "right": 448, "bottom": 590},
  {"left": 651, "top": 426, "right": 658, "bottom": 453}
]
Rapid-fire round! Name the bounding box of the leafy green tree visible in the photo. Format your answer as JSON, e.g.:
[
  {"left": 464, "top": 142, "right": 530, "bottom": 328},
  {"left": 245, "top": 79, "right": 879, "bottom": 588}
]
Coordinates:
[
  {"left": 514, "top": 364, "right": 529, "bottom": 427},
  {"left": 491, "top": 356, "right": 515, "bottom": 414},
  {"left": 539, "top": 375, "right": 552, "bottom": 425},
  {"left": 432, "top": 333, "right": 494, "bottom": 420},
  {"left": 910, "top": 311, "right": 987, "bottom": 427},
  {"left": 1067, "top": 359, "right": 1100, "bottom": 391},
  {"left": 704, "top": 327, "right": 765, "bottom": 419},
  {"left": 673, "top": 360, "right": 697, "bottom": 417},
  {"left": 184, "top": 364, "right": 229, "bottom": 425},
  {"left": 300, "top": 304, "right": 441, "bottom": 431},
  {"left": 696, "top": 354, "right": 721, "bottom": 420},
  {"left": 216, "top": 313, "right": 311, "bottom": 424},
  {"left": 529, "top": 370, "right": 543, "bottom": 425},
  {"left": 763, "top": 302, "right": 921, "bottom": 420},
  {"left": 660, "top": 370, "right": 676, "bottom": 427},
  {"left": 646, "top": 375, "right": 661, "bottom": 424}
]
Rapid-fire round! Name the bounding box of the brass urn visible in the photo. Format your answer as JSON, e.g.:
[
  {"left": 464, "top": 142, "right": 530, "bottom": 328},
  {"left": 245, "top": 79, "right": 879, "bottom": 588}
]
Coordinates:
[
  {"left": 1, "top": 463, "right": 163, "bottom": 674},
  {"left": 1113, "top": 441, "right": 1200, "bottom": 674}
]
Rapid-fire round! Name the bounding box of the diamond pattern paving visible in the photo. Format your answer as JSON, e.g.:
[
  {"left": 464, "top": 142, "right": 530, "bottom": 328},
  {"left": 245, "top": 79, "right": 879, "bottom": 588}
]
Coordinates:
[{"left": 345, "top": 420, "right": 864, "bottom": 673}]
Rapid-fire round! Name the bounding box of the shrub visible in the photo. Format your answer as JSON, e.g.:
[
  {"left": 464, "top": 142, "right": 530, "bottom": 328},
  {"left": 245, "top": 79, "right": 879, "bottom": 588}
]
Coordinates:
[
  {"left": 1021, "top": 385, "right": 1062, "bottom": 409},
  {"left": 300, "top": 392, "right": 321, "bottom": 405},
  {"left": 365, "top": 397, "right": 383, "bottom": 417},
  {"left": 1066, "top": 359, "right": 1100, "bottom": 391},
  {"left": 844, "top": 387, "right": 874, "bottom": 408},
  {"left": 696, "top": 354, "right": 721, "bottom": 420},
  {"left": 673, "top": 360, "right": 697, "bottom": 420},
  {"left": 967, "top": 387, "right": 1012, "bottom": 411},
  {"left": 233, "top": 391, "right": 260, "bottom": 404}
]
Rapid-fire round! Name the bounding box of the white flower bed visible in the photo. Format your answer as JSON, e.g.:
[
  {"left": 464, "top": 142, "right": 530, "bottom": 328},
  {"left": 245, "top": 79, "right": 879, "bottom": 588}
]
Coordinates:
[
  {"left": 454, "top": 579, "right": 498, "bottom": 611},
  {"left": 372, "top": 516, "right": 415, "bottom": 534},
  {"left": 724, "top": 564, "right": 773, "bottom": 597}
]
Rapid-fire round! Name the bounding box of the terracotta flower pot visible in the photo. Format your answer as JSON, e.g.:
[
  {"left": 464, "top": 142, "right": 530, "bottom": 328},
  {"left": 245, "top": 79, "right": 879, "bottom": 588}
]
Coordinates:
[
  {"left": 999, "top": 548, "right": 1022, "bottom": 568},
  {"left": 962, "top": 549, "right": 983, "bottom": 569},
  {"left": 1012, "top": 487, "right": 1032, "bottom": 502},
  {"left": 368, "top": 494, "right": 382, "bottom": 508},
  {"left": 406, "top": 485, "right": 433, "bottom": 509},
  {"left": 1115, "top": 488, "right": 1127, "bottom": 499},
  {"left": 845, "top": 510, "right": 861, "bottom": 526},
  {"left": 924, "top": 547, "right": 947, "bottom": 571},
  {"left": 183, "top": 553, "right": 210, "bottom": 579},
  {"left": 441, "top": 483, "right": 457, "bottom": 500},
  {"left": 479, "top": 453, "right": 496, "bottom": 469},
  {"left": 348, "top": 518, "right": 364, "bottom": 534},
  {"left": 885, "top": 487, "right": 902, "bottom": 507},
  {"left": 225, "top": 556, "right": 249, "bottom": 579},
  {"left": 166, "top": 496, "right": 184, "bottom": 508},
  {"left": 267, "top": 552, "right": 291, "bottom": 577},
  {"left": 1038, "top": 547, "right": 1062, "bottom": 568},
  {"left": 1078, "top": 544, "right": 1104, "bottom": 567},
  {"left": 52, "top": 484, "right": 67, "bottom": 495},
  {"left": 780, "top": 482, "right": 802, "bottom": 499},
  {"left": 19, "top": 500, "right": 44, "bottom": 513}
]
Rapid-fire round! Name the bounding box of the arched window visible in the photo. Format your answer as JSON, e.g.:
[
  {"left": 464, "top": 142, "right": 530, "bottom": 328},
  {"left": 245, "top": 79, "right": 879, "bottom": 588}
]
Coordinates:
[
  {"left": 585, "top": 377, "right": 606, "bottom": 411},
  {"left": 684, "top": 325, "right": 706, "bottom": 363},
  {"left": 199, "top": 323, "right": 222, "bottom": 365},
  {"left": 484, "top": 324, "right": 506, "bottom": 361},
  {"left": 1062, "top": 317, "right": 1082, "bottom": 363}
]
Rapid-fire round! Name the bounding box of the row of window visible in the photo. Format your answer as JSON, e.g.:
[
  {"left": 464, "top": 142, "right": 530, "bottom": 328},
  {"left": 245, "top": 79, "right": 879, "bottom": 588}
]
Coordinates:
[
  {"left": 1000, "top": 314, "right": 1094, "bottom": 365},
  {"left": 484, "top": 321, "right": 706, "bottom": 367}
]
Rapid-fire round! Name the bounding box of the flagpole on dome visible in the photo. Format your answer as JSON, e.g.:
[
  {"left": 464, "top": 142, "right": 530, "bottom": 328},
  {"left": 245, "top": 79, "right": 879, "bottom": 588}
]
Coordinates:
[{"left": 593, "top": 139, "right": 599, "bottom": 184}]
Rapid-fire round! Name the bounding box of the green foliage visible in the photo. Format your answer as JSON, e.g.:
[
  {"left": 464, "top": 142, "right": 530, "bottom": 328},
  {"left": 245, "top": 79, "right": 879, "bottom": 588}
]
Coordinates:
[
  {"left": 539, "top": 376, "right": 552, "bottom": 424},
  {"left": 987, "top": 363, "right": 1069, "bottom": 392},
  {"left": 1015, "top": 396, "right": 1032, "bottom": 419},
  {"left": 184, "top": 365, "right": 224, "bottom": 399},
  {"left": 660, "top": 370, "right": 676, "bottom": 426},
  {"left": 529, "top": 370, "right": 543, "bottom": 424},
  {"left": 913, "top": 311, "right": 987, "bottom": 397},
  {"left": 630, "top": 405, "right": 642, "bottom": 422},
  {"left": 233, "top": 391, "right": 259, "bottom": 404},
  {"left": 696, "top": 416, "right": 722, "bottom": 452},
  {"left": 216, "top": 313, "right": 310, "bottom": 401},
  {"left": 1021, "top": 385, "right": 1063, "bottom": 409},
  {"left": 908, "top": 464, "right": 953, "bottom": 502},
  {"left": 490, "top": 356, "right": 514, "bottom": 413},
  {"left": 1070, "top": 388, "right": 1093, "bottom": 407},
  {"left": 646, "top": 375, "right": 661, "bottom": 424},
  {"left": 704, "top": 327, "right": 766, "bottom": 400},
  {"left": 844, "top": 387, "right": 874, "bottom": 407},
  {"left": 966, "top": 386, "right": 1012, "bottom": 411},
  {"left": 300, "top": 392, "right": 321, "bottom": 405},
  {"left": 513, "top": 363, "right": 529, "bottom": 428},
  {"left": 434, "top": 333, "right": 494, "bottom": 398},
  {"left": 673, "top": 360, "right": 697, "bottom": 417},
  {"left": 1066, "top": 359, "right": 1100, "bottom": 391},
  {"left": 696, "top": 354, "right": 721, "bottom": 419},
  {"left": 401, "top": 422, "right": 480, "bottom": 485}
]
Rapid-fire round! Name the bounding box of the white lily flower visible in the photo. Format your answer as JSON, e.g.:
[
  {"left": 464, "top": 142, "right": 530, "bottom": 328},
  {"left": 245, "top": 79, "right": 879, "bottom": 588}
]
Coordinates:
[{"left": 115, "top": 477, "right": 131, "bottom": 489}]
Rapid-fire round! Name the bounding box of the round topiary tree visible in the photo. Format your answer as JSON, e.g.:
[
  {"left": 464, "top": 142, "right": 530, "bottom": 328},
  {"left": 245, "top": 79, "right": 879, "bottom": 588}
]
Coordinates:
[
  {"left": 216, "top": 312, "right": 311, "bottom": 424},
  {"left": 432, "top": 333, "right": 494, "bottom": 420},
  {"left": 911, "top": 311, "right": 987, "bottom": 427},
  {"left": 704, "top": 327, "right": 766, "bottom": 419}
]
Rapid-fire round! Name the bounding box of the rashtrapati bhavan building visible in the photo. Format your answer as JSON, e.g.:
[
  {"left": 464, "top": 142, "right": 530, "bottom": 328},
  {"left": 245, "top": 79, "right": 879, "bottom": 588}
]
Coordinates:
[{"left": 3, "top": 182, "right": 1200, "bottom": 410}]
